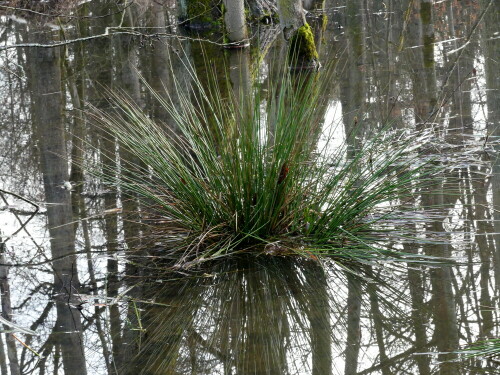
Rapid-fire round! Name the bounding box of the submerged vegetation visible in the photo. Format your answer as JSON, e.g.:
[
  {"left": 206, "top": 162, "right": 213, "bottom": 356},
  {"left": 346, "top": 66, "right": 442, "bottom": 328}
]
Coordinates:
[{"left": 88, "top": 60, "right": 436, "bottom": 267}]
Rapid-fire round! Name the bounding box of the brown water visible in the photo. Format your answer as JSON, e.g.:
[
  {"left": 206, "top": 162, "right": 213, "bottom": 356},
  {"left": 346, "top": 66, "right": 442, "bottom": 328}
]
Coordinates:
[{"left": 0, "top": 1, "right": 499, "bottom": 374}]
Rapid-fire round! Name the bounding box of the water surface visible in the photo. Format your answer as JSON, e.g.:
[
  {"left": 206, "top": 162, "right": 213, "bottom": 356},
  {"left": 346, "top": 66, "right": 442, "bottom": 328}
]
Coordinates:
[{"left": 0, "top": 1, "right": 499, "bottom": 374}]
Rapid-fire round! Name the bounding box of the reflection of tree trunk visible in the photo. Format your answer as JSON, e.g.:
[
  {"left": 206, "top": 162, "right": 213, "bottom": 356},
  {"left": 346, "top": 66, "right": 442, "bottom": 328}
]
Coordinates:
[
  {"left": 148, "top": 0, "right": 174, "bottom": 124},
  {"left": 340, "top": 0, "right": 365, "bottom": 144},
  {"left": 482, "top": 0, "right": 500, "bottom": 297},
  {"left": 445, "top": 2, "right": 475, "bottom": 139},
  {"left": 133, "top": 278, "right": 199, "bottom": 374},
  {"left": 395, "top": 129, "right": 431, "bottom": 374},
  {"left": 471, "top": 163, "right": 494, "bottom": 337},
  {"left": 85, "top": 1, "right": 123, "bottom": 370},
  {"left": 68, "top": 2, "right": 88, "bottom": 204},
  {"left": 303, "top": 263, "right": 332, "bottom": 375},
  {"left": 0, "top": 332, "right": 8, "bottom": 374},
  {"left": 493, "top": 156, "right": 500, "bottom": 299},
  {"left": 228, "top": 274, "right": 244, "bottom": 373},
  {"left": 407, "top": 3, "right": 459, "bottom": 365},
  {"left": 339, "top": 10, "right": 364, "bottom": 367},
  {"left": 405, "top": 0, "right": 430, "bottom": 127},
  {"left": 344, "top": 274, "right": 361, "bottom": 375},
  {"left": 62, "top": 12, "right": 116, "bottom": 368},
  {"left": 421, "top": 179, "right": 459, "bottom": 374},
  {"left": 133, "top": 258, "right": 337, "bottom": 374},
  {"left": 65, "top": 52, "right": 113, "bottom": 372},
  {"left": 365, "top": 267, "right": 389, "bottom": 375},
  {"left": 114, "top": 4, "right": 145, "bottom": 370},
  {"left": 229, "top": 48, "right": 252, "bottom": 118},
  {"left": 419, "top": 0, "right": 437, "bottom": 116},
  {"left": 366, "top": 0, "right": 402, "bottom": 125},
  {"left": 25, "top": 29, "right": 87, "bottom": 375},
  {"left": 0, "top": 239, "right": 20, "bottom": 375},
  {"left": 405, "top": 245, "right": 431, "bottom": 375},
  {"left": 236, "top": 266, "right": 288, "bottom": 374},
  {"left": 482, "top": 0, "right": 500, "bottom": 133}
]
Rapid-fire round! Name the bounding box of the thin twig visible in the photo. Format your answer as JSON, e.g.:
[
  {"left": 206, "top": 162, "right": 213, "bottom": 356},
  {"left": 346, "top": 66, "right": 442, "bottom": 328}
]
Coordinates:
[
  {"left": 440, "top": 0, "right": 494, "bottom": 90},
  {"left": 0, "top": 2, "right": 132, "bottom": 20},
  {"left": 0, "top": 189, "right": 39, "bottom": 244},
  {"left": 0, "top": 249, "right": 107, "bottom": 267},
  {"left": 0, "top": 29, "right": 255, "bottom": 51}
]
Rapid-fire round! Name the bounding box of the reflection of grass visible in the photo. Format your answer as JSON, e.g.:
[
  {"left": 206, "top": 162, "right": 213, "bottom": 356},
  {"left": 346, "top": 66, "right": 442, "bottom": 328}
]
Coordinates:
[
  {"left": 133, "top": 256, "right": 342, "bottom": 374},
  {"left": 458, "top": 339, "right": 500, "bottom": 362},
  {"left": 89, "top": 64, "right": 435, "bottom": 266}
]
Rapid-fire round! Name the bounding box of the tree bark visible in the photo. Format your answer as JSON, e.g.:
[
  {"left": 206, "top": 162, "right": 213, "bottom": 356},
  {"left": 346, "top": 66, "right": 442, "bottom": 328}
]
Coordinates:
[
  {"left": 276, "top": 0, "right": 318, "bottom": 66},
  {"left": 246, "top": 0, "right": 277, "bottom": 20},
  {"left": 223, "top": 0, "right": 248, "bottom": 45}
]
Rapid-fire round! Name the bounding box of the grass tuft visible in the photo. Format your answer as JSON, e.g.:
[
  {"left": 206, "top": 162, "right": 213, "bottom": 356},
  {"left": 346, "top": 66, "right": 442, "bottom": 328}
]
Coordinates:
[{"left": 87, "top": 59, "right": 438, "bottom": 267}]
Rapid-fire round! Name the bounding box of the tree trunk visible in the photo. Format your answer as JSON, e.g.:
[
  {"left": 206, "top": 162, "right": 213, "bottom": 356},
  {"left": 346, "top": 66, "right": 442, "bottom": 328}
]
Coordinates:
[
  {"left": 246, "top": 0, "right": 277, "bottom": 21},
  {"left": 223, "top": 0, "right": 248, "bottom": 45},
  {"left": 276, "top": 0, "right": 318, "bottom": 66}
]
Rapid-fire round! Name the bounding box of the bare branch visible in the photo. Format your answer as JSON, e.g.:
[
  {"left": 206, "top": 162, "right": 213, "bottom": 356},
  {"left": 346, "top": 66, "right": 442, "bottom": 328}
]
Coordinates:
[
  {"left": 0, "top": 189, "right": 39, "bottom": 244},
  {"left": 0, "top": 28, "right": 254, "bottom": 51}
]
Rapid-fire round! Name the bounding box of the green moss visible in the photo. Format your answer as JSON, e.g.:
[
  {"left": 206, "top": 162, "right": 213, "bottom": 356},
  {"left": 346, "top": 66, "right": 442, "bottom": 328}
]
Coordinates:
[
  {"left": 423, "top": 34, "right": 435, "bottom": 68},
  {"left": 244, "top": 7, "right": 251, "bottom": 22},
  {"left": 289, "top": 23, "right": 318, "bottom": 62},
  {"left": 187, "top": 0, "right": 214, "bottom": 26},
  {"left": 420, "top": 2, "right": 432, "bottom": 25},
  {"left": 321, "top": 14, "right": 328, "bottom": 33}
]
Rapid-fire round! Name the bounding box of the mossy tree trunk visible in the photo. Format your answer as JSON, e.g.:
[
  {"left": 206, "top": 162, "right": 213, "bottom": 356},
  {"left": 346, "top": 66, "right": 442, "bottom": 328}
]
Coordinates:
[
  {"left": 180, "top": 0, "right": 217, "bottom": 29},
  {"left": 276, "top": 0, "right": 319, "bottom": 67},
  {"left": 247, "top": 0, "right": 277, "bottom": 21},
  {"left": 302, "top": 0, "right": 325, "bottom": 11}
]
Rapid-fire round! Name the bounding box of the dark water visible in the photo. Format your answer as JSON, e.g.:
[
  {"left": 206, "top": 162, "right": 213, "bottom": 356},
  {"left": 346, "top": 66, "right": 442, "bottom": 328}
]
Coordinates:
[{"left": 0, "top": 0, "right": 499, "bottom": 374}]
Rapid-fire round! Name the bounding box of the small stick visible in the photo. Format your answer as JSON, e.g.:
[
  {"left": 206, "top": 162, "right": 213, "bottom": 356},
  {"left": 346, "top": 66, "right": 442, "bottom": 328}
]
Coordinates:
[{"left": 12, "top": 334, "right": 42, "bottom": 358}]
